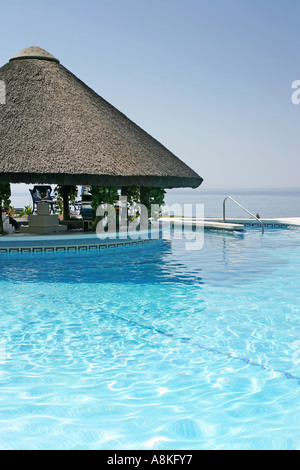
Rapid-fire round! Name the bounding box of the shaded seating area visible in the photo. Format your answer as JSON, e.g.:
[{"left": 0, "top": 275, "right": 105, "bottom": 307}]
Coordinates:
[
  {"left": 59, "top": 190, "right": 95, "bottom": 232},
  {"left": 0, "top": 46, "right": 203, "bottom": 237},
  {"left": 19, "top": 185, "right": 66, "bottom": 235},
  {"left": 29, "top": 185, "right": 56, "bottom": 213},
  {"left": 20, "top": 198, "right": 67, "bottom": 235}
]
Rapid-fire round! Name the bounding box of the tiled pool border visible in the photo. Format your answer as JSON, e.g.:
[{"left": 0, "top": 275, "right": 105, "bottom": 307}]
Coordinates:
[
  {"left": 0, "top": 229, "right": 163, "bottom": 256},
  {"left": 1, "top": 220, "right": 299, "bottom": 256}
]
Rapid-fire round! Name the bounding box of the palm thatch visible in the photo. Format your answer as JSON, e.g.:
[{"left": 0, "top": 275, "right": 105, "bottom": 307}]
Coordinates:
[{"left": 0, "top": 47, "right": 203, "bottom": 188}]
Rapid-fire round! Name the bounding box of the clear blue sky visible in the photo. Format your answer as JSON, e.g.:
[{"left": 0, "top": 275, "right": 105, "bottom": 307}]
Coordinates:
[{"left": 1, "top": 0, "right": 300, "bottom": 189}]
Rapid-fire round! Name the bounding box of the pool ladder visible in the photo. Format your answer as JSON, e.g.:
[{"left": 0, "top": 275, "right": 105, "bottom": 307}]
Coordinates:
[{"left": 223, "top": 196, "right": 264, "bottom": 233}]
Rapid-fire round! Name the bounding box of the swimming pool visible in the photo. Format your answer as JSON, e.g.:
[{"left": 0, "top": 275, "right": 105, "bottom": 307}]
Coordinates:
[{"left": 0, "top": 227, "right": 299, "bottom": 449}]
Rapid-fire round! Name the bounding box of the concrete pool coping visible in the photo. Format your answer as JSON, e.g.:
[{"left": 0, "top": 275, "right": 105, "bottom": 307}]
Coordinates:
[
  {"left": 0, "top": 218, "right": 299, "bottom": 255},
  {"left": 162, "top": 217, "right": 244, "bottom": 231},
  {"left": 162, "top": 217, "right": 300, "bottom": 230}
]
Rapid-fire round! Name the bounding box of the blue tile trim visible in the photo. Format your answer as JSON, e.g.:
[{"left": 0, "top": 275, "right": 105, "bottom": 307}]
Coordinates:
[{"left": 0, "top": 237, "right": 162, "bottom": 256}]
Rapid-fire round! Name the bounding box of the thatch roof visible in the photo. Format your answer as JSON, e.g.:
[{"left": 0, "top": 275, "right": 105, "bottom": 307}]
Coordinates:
[{"left": 0, "top": 47, "right": 203, "bottom": 188}]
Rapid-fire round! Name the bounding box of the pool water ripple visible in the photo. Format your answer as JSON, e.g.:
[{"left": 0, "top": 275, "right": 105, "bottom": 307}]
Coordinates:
[{"left": 0, "top": 229, "right": 299, "bottom": 449}]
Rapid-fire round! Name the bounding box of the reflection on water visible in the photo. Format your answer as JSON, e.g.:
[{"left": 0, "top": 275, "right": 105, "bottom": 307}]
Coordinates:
[
  {"left": 0, "top": 228, "right": 300, "bottom": 449},
  {"left": 0, "top": 229, "right": 291, "bottom": 287}
]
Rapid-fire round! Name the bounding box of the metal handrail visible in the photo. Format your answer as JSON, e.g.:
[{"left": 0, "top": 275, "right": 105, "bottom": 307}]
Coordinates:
[{"left": 223, "top": 196, "right": 264, "bottom": 233}]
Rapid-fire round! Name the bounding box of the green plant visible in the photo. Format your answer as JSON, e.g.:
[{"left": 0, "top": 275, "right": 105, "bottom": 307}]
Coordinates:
[
  {"left": 120, "top": 186, "right": 141, "bottom": 222},
  {"left": 0, "top": 183, "right": 11, "bottom": 211},
  {"left": 54, "top": 185, "right": 78, "bottom": 217},
  {"left": 20, "top": 205, "right": 33, "bottom": 217},
  {"left": 91, "top": 186, "right": 119, "bottom": 209},
  {"left": 0, "top": 183, "right": 11, "bottom": 234},
  {"left": 90, "top": 186, "right": 119, "bottom": 232},
  {"left": 140, "top": 187, "right": 166, "bottom": 218},
  {"left": 121, "top": 186, "right": 140, "bottom": 206},
  {"left": 89, "top": 186, "right": 166, "bottom": 231}
]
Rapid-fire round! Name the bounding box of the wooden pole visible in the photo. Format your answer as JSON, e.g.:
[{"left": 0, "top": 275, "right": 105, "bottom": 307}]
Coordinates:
[{"left": 61, "top": 185, "right": 71, "bottom": 220}]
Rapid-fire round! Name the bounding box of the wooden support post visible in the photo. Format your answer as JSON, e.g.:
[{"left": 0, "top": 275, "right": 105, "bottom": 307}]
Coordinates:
[{"left": 61, "top": 185, "right": 71, "bottom": 221}]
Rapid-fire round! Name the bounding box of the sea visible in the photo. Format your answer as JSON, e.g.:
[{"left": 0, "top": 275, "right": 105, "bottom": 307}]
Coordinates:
[
  {"left": 164, "top": 188, "right": 300, "bottom": 219},
  {"left": 9, "top": 185, "right": 300, "bottom": 219}
]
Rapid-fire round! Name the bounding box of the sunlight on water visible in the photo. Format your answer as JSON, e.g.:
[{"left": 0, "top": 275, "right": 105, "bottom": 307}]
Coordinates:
[{"left": 0, "top": 228, "right": 299, "bottom": 449}]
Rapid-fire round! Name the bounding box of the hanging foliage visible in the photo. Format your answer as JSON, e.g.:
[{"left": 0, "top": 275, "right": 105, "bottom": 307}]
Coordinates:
[
  {"left": 0, "top": 183, "right": 11, "bottom": 234},
  {"left": 91, "top": 186, "right": 119, "bottom": 210},
  {"left": 89, "top": 186, "right": 119, "bottom": 231},
  {"left": 89, "top": 186, "right": 166, "bottom": 231},
  {"left": 120, "top": 186, "right": 141, "bottom": 222},
  {"left": 0, "top": 183, "right": 11, "bottom": 211},
  {"left": 140, "top": 187, "right": 166, "bottom": 218},
  {"left": 121, "top": 186, "right": 140, "bottom": 206},
  {"left": 54, "top": 185, "right": 78, "bottom": 216}
]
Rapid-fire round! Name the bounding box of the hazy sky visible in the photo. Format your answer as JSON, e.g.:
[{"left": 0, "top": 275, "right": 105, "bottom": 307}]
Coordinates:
[{"left": 1, "top": 0, "right": 300, "bottom": 189}]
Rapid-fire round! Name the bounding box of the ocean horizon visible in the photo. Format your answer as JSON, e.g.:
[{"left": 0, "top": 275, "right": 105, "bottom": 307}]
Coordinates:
[
  {"left": 164, "top": 187, "right": 300, "bottom": 218},
  {"left": 8, "top": 186, "right": 300, "bottom": 219}
]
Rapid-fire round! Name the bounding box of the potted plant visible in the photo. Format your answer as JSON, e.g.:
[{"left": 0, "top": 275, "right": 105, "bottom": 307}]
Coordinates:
[{"left": 19, "top": 205, "right": 33, "bottom": 220}]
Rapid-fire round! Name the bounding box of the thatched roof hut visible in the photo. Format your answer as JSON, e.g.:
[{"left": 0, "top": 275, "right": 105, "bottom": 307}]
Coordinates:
[{"left": 0, "top": 47, "right": 203, "bottom": 188}]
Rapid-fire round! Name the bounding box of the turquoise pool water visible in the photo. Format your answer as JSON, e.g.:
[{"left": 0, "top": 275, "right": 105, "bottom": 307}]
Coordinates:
[{"left": 0, "top": 228, "right": 299, "bottom": 449}]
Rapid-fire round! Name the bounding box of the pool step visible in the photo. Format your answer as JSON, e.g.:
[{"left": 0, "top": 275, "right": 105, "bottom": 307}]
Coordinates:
[{"left": 162, "top": 218, "right": 244, "bottom": 232}]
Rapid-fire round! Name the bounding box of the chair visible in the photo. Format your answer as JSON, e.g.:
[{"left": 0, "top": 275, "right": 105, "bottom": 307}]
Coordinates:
[
  {"left": 8, "top": 215, "right": 18, "bottom": 229},
  {"left": 29, "top": 185, "right": 56, "bottom": 212},
  {"left": 80, "top": 194, "right": 95, "bottom": 220}
]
